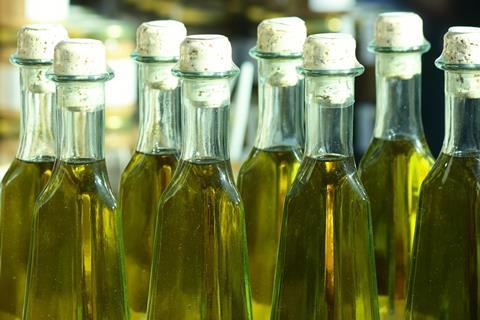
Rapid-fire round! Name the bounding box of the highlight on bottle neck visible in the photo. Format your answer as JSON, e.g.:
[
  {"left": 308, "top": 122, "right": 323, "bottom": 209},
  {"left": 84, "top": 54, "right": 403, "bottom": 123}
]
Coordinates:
[
  {"left": 173, "top": 34, "right": 238, "bottom": 162},
  {"left": 302, "top": 33, "right": 363, "bottom": 158},
  {"left": 11, "top": 24, "right": 68, "bottom": 162},
  {"left": 133, "top": 20, "right": 186, "bottom": 154},
  {"left": 436, "top": 27, "right": 480, "bottom": 155},
  {"left": 49, "top": 39, "right": 114, "bottom": 162}
]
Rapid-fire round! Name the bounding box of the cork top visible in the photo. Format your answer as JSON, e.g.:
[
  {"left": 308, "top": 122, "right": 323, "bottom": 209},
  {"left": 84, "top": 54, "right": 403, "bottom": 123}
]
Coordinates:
[
  {"left": 177, "top": 34, "right": 236, "bottom": 73},
  {"left": 135, "top": 20, "right": 187, "bottom": 58},
  {"left": 53, "top": 39, "right": 108, "bottom": 76},
  {"left": 303, "top": 33, "right": 361, "bottom": 70},
  {"left": 256, "top": 17, "right": 307, "bottom": 55},
  {"left": 15, "top": 24, "right": 68, "bottom": 61},
  {"left": 373, "top": 12, "right": 427, "bottom": 49},
  {"left": 437, "top": 27, "right": 480, "bottom": 66}
]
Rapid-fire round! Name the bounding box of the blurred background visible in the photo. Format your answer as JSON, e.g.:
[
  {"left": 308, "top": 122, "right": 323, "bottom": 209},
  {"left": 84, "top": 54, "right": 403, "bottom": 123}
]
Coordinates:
[{"left": 0, "top": 0, "right": 478, "bottom": 192}]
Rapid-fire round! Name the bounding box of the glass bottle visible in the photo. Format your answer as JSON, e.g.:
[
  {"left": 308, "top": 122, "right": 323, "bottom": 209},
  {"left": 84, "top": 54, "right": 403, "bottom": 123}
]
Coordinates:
[
  {"left": 118, "top": 20, "right": 185, "bottom": 319},
  {"left": 357, "top": 13, "right": 434, "bottom": 318},
  {"left": 0, "top": 24, "right": 67, "bottom": 320},
  {"left": 271, "top": 34, "right": 379, "bottom": 320},
  {"left": 236, "top": 17, "right": 305, "bottom": 320},
  {"left": 406, "top": 26, "right": 480, "bottom": 319},
  {"left": 147, "top": 35, "right": 252, "bottom": 320},
  {"left": 23, "top": 39, "right": 129, "bottom": 319}
]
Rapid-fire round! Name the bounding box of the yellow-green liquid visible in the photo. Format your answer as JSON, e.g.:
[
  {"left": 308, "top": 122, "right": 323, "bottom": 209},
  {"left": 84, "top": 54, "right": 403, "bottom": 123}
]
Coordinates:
[
  {"left": 147, "top": 160, "right": 252, "bottom": 320},
  {"left": 271, "top": 156, "right": 379, "bottom": 320},
  {"left": 0, "top": 159, "right": 54, "bottom": 320},
  {"left": 237, "top": 146, "right": 301, "bottom": 320},
  {"left": 406, "top": 152, "right": 480, "bottom": 319},
  {"left": 119, "top": 151, "right": 177, "bottom": 319},
  {"left": 358, "top": 138, "right": 433, "bottom": 319},
  {"left": 23, "top": 160, "right": 129, "bottom": 320}
]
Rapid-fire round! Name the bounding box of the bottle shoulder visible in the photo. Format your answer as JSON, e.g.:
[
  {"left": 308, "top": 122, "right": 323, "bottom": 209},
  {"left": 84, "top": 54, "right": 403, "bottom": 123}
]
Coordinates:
[{"left": 1, "top": 158, "right": 54, "bottom": 190}]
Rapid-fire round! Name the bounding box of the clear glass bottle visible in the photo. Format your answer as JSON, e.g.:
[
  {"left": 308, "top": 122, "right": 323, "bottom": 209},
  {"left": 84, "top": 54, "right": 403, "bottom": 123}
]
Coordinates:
[
  {"left": 406, "top": 27, "right": 480, "bottom": 319},
  {"left": 357, "top": 13, "right": 434, "bottom": 318},
  {"left": 236, "top": 17, "right": 305, "bottom": 320},
  {"left": 271, "top": 34, "right": 379, "bottom": 320},
  {"left": 118, "top": 20, "right": 185, "bottom": 319},
  {"left": 0, "top": 24, "right": 67, "bottom": 320},
  {"left": 147, "top": 35, "right": 252, "bottom": 320},
  {"left": 23, "top": 39, "right": 129, "bottom": 319}
]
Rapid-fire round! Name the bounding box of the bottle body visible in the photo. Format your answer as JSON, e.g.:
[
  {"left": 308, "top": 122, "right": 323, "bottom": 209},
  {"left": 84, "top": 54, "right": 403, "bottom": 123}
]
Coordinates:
[
  {"left": 0, "top": 64, "right": 56, "bottom": 319},
  {"left": 236, "top": 56, "right": 304, "bottom": 319},
  {"left": 406, "top": 152, "right": 479, "bottom": 319},
  {"left": 358, "top": 54, "right": 433, "bottom": 318},
  {"left": 147, "top": 159, "right": 251, "bottom": 320},
  {"left": 119, "top": 61, "right": 180, "bottom": 318},
  {"left": 23, "top": 160, "right": 129, "bottom": 319},
  {"left": 0, "top": 159, "right": 53, "bottom": 319},
  {"left": 271, "top": 155, "right": 378, "bottom": 320}
]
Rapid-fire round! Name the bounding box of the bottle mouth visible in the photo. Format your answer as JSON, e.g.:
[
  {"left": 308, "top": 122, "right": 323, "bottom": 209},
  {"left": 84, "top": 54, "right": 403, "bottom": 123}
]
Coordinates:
[
  {"left": 249, "top": 47, "right": 303, "bottom": 60},
  {"left": 46, "top": 67, "right": 115, "bottom": 82},
  {"left": 368, "top": 41, "right": 431, "bottom": 54},
  {"left": 299, "top": 65, "right": 365, "bottom": 77},
  {"left": 435, "top": 59, "right": 480, "bottom": 71},
  {"left": 10, "top": 54, "right": 53, "bottom": 66},
  {"left": 172, "top": 66, "right": 239, "bottom": 79}
]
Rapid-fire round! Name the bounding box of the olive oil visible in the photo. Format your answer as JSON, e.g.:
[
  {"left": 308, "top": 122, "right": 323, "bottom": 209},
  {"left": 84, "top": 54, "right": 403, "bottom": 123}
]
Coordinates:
[
  {"left": 271, "top": 156, "right": 378, "bottom": 319},
  {"left": 0, "top": 159, "right": 53, "bottom": 319},
  {"left": 23, "top": 39, "right": 129, "bottom": 319},
  {"left": 0, "top": 24, "right": 67, "bottom": 319},
  {"left": 147, "top": 35, "right": 252, "bottom": 319},
  {"left": 237, "top": 147, "right": 300, "bottom": 318},
  {"left": 358, "top": 138, "right": 433, "bottom": 316},
  {"left": 359, "top": 13, "right": 433, "bottom": 318},
  {"left": 406, "top": 26, "right": 480, "bottom": 319},
  {"left": 119, "top": 151, "right": 177, "bottom": 316},
  {"left": 24, "top": 160, "right": 128, "bottom": 319},
  {"left": 119, "top": 21, "right": 185, "bottom": 318},
  {"left": 406, "top": 153, "right": 480, "bottom": 319},
  {"left": 148, "top": 159, "right": 251, "bottom": 319},
  {"left": 271, "top": 34, "right": 378, "bottom": 320},
  {"left": 238, "top": 18, "right": 306, "bottom": 319}
]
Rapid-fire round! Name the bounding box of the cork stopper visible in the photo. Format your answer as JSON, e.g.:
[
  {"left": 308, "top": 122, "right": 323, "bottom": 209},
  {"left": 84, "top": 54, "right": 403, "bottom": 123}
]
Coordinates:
[
  {"left": 438, "top": 27, "right": 480, "bottom": 65},
  {"left": 303, "top": 33, "right": 360, "bottom": 70},
  {"left": 53, "top": 39, "right": 108, "bottom": 76},
  {"left": 135, "top": 20, "right": 187, "bottom": 58},
  {"left": 256, "top": 17, "right": 307, "bottom": 55},
  {"left": 177, "top": 35, "right": 235, "bottom": 73},
  {"left": 373, "top": 12, "right": 426, "bottom": 48},
  {"left": 16, "top": 24, "right": 68, "bottom": 61}
]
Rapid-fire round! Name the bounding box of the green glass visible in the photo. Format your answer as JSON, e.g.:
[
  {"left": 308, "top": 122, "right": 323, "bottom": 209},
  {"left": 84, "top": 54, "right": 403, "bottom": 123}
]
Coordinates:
[
  {"left": 119, "top": 59, "right": 180, "bottom": 319},
  {"left": 237, "top": 50, "right": 304, "bottom": 320},
  {"left": 406, "top": 60, "right": 480, "bottom": 319},
  {"left": 23, "top": 68, "right": 129, "bottom": 319},
  {"left": 0, "top": 58, "right": 56, "bottom": 320},
  {"left": 358, "top": 44, "right": 434, "bottom": 318},
  {"left": 271, "top": 66, "right": 379, "bottom": 319},
  {"left": 147, "top": 67, "right": 252, "bottom": 319}
]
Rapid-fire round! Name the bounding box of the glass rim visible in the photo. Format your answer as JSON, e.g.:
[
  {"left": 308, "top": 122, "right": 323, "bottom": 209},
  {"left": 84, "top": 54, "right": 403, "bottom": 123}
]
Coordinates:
[
  {"left": 435, "top": 58, "right": 480, "bottom": 71},
  {"left": 47, "top": 67, "right": 115, "bottom": 82},
  {"left": 131, "top": 52, "right": 179, "bottom": 63},
  {"left": 172, "top": 66, "right": 240, "bottom": 79},
  {"left": 249, "top": 47, "right": 303, "bottom": 60},
  {"left": 299, "top": 65, "right": 365, "bottom": 77},
  {"left": 368, "top": 41, "right": 431, "bottom": 54},
  {"left": 10, "top": 54, "right": 53, "bottom": 66}
]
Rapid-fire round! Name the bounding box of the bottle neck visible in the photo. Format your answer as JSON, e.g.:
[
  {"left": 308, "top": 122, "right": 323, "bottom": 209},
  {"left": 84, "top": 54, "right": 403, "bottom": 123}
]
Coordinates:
[
  {"left": 57, "top": 82, "right": 106, "bottom": 162},
  {"left": 136, "top": 62, "right": 181, "bottom": 154},
  {"left": 254, "top": 58, "right": 304, "bottom": 150},
  {"left": 304, "top": 75, "right": 354, "bottom": 158},
  {"left": 373, "top": 52, "right": 425, "bottom": 140},
  {"left": 16, "top": 65, "right": 56, "bottom": 162},
  {"left": 442, "top": 71, "right": 480, "bottom": 155},
  {"left": 181, "top": 78, "right": 231, "bottom": 162}
]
